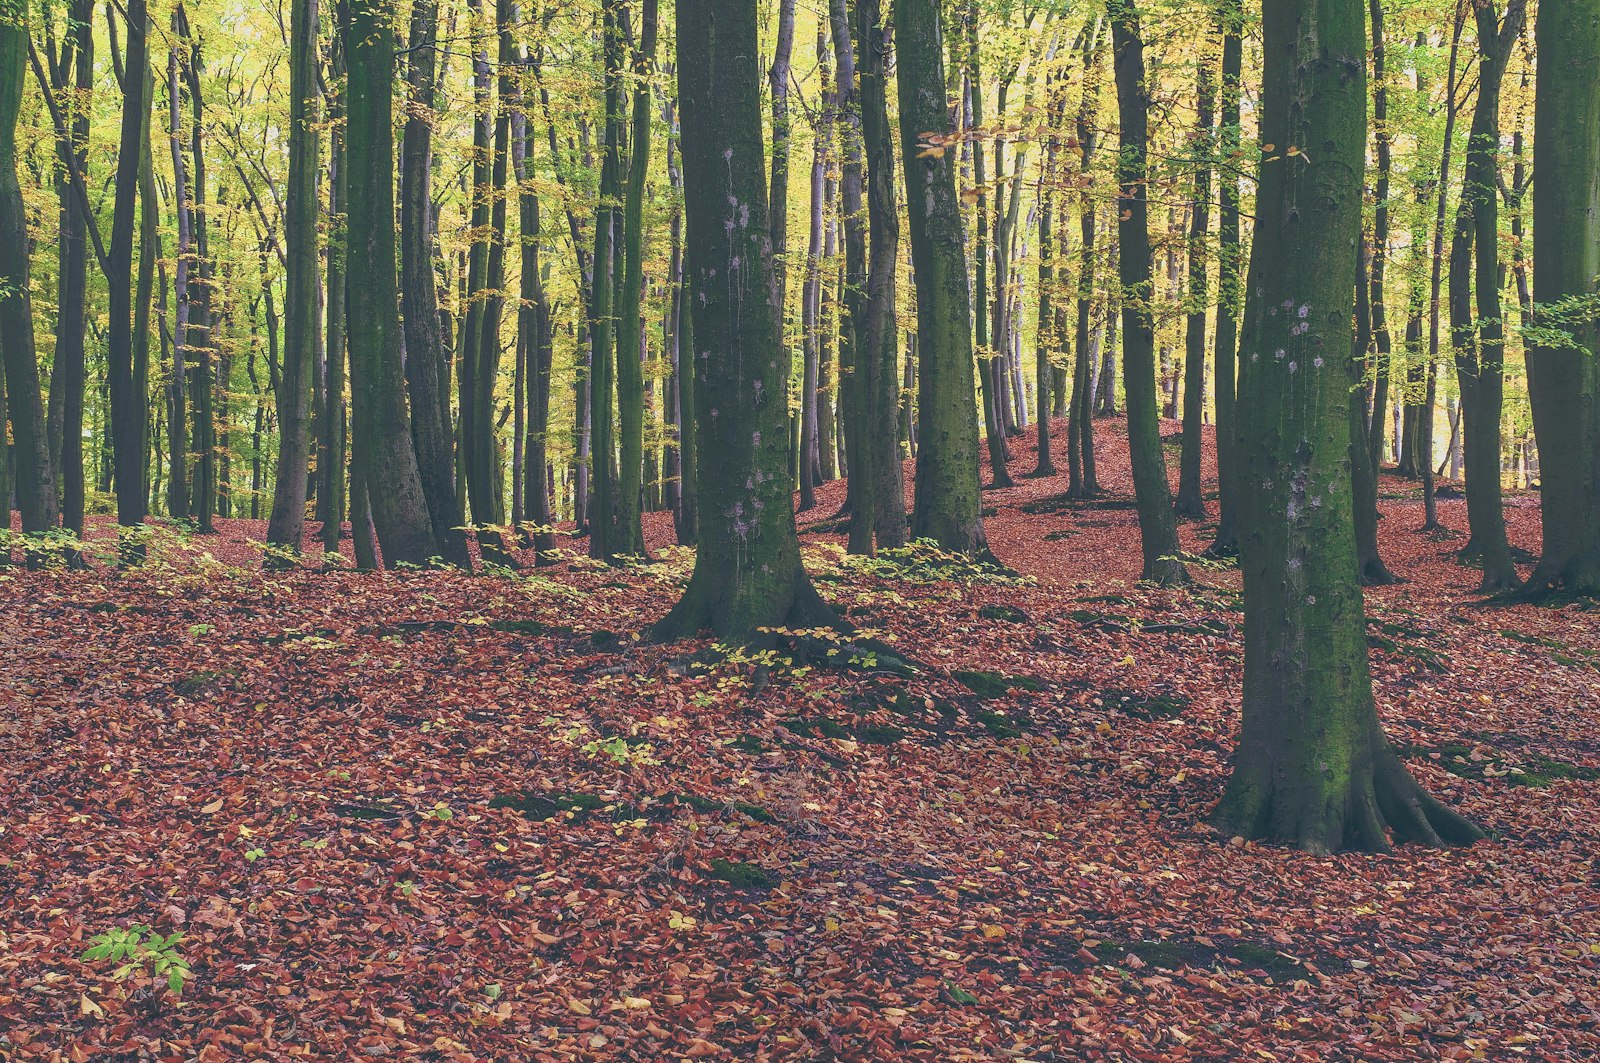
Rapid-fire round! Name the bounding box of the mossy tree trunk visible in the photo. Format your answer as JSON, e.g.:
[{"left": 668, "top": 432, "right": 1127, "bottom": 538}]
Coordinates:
[
  {"left": 1174, "top": 29, "right": 1216, "bottom": 520},
  {"left": 265, "top": 0, "right": 321, "bottom": 564},
  {"left": 1525, "top": 0, "right": 1600, "bottom": 595},
  {"left": 344, "top": 0, "right": 438, "bottom": 567},
  {"left": 1108, "top": 0, "right": 1187, "bottom": 585},
  {"left": 653, "top": 0, "right": 840, "bottom": 641},
  {"left": 397, "top": 0, "right": 470, "bottom": 568},
  {"left": 897, "top": 0, "right": 990, "bottom": 558},
  {"left": 1216, "top": 0, "right": 1482, "bottom": 853}
]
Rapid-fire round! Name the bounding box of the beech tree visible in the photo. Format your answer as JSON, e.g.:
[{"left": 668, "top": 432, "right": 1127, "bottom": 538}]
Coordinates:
[
  {"left": 897, "top": 0, "right": 990, "bottom": 558},
  {"left": 653, "top": 0, "right": 837, "bottom": 640},
  {"left": 1525, "top": 0, "right": 1600, "bottom": 595},
  {"left": 1216, "top": 0, "right": 1481, "bottom": 852}
]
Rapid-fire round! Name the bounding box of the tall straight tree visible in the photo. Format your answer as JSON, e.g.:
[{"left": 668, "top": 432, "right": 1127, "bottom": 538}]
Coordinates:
[
  {"left": 1207, "top": 0, "right": 1243, "bottom": 555},
  {"left": 1174, "top": 31, "right": 1217, "bottom": 519},
  {"left": 897, "top": 0, "right": 990, "bottom": 558},
  {"left": 1526, "top": 0, "right": 1600, "bottom": 594},
  {"left": 612, "top": 0, "right": 658, "bottom": 559},
  {"left": 1215, "top": 0, "right": 1480, "bottom": 852},
  {"left": 586, "top": 0, "right": 625, "bottom": 560},
  {"left": 1447, "top": 0, "right": 1524, "bottom": 592},
  {"left": 517, "top": 46, "right": 556, "bottom": 560},
  {"left": 0, "top": 0, "right": 59, "bottom": 538},
  {"left": 1067, "top": 19, "right": 1105, "bottom": 497},
  {"left": 343, "top": 0, "right": 438, "bottom": 567},
  {"left": 855, "top": 0, "right": 906, "bottom": 549},
  {"left": 1107, "top": 0, "right": 1186, "bottom": 585},
  {"left": 104, "top": 0, "right": 149, "bottom": 539},
  {"left": 654, "top": 0, "right": 839, "bottom": 640},
  {"left": 45, "top": 0, "right": 92, "bottom": 539},
  {"left": 320, "top": 8, "right": 349, "bottom": 556},
  {"left": 265, "top": 0, "right": 320, "bottom": 564},
  {"left": 398, "top": 0, "right": 470, "bottom": 567}
]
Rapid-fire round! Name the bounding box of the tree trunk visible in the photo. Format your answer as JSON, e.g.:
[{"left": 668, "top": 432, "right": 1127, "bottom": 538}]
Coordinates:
[
  {"left": 344, "top": 0, "right": 438, "bottom": 566},
  {"left": 654, "top": 0, "right": 839, "bottom": 641},
  {"left": 1525, "top": 0, "right": 1600, "bottom": 594},
  {"left": 1208, "top": 0, "right": 1243, "bottom": 555},
  {"left": 0, "top": 1, "right": 59, "bottom": 539},
  {"left": 897, "top": 0, "right": 991, "bottom": 558},
  {"left": 265, "top": 0, "right": 321, "bottom": 563},
  {"left": 1108, "top": 0, "right": 1187, "bottom": 586},
  {"left": 1216, "top": 0, "right": 1481, "bottom": 853},
  {"left": 586, "top": 1, "right": 625, "bottom": 560},
  {"left": 320, "top": 16, "right": 348, "bottom": 556},
  {"left": 398, "top": 0, "right": 470, "bottom": 567},
  {"left": 1174, "top": 30, "right": 1216, "bottom": 519},
  {"left": 1447, "top": 0, "right": 1523, "bottom": 592}
]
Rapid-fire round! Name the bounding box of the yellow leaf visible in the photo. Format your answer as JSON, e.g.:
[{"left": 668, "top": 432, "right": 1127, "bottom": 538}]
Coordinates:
[
  {"left": 622, "top": 996, "right": 652, "bottom": 1010},
  {"left": 79, "top": 994, "right": 105, "bottom": 1018},
  {"left": 980, "top": 923, "right": 1006, "bottom": 940},
  {"left": 201, "top": 797, "right": 225, "bottom": 814},
  {"left": 824, "top": 915, "right": 841, "bottom": 932},
  {"left": 567, "top": 998, "right": 593, "bottom": 1016}
]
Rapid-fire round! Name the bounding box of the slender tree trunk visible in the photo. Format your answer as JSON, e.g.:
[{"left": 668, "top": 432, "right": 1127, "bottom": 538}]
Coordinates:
[
  {"left": 1175, "top": 31, "right": 1217, "bottom": 519},
  {"left": 897, "top": 0, "right": 991, "bottom": 558},
  {"left": 1108, "top": 0, "right": 1187, "bottom": 585},
  {"left": 1525, "top": 0, "right": 1600, "bottom": 594},
  {"left": 321, "top": 15, "right": 348, "bottom": 555},
  {"left": 1447, "top": 0, "right": 1523, "bottom": 591},
  {"left": 1069, "top": 21, "right": 1105, "bottom": 495},
  {"left": 586, "top": 1, "right": 625, "bottom": 559},
  {"left": 1208, "top": 0, "right": 1243, "bottom": 555},
  {"left": 398, "top": 0, "right": 470, "bottom": 566},
  {"left": 0, "top": 1, "right": 59, "bottom": 539},
  {"left": 1216, "top": 0, "right": 1481, "bottom": 853},
  {"left": 344, "top": 0, "right": 438, "bottom": 566},
  {"left": 265, "top": 0, "right": 321, "bottom": 563}
]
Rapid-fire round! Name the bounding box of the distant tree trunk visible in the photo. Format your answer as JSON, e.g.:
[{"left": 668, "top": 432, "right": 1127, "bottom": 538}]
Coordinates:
[
  {"left": 265, "top": 0, "right": 321, "bottom": 563},
  {"left": 1174, "top": 30, "right": 1216, "bottom": 519},
  {"left": 1068, "top": 21, "right": 1105, "bottom": 495},
  {"left": 964, "top": 9, "right": 1014, "bottom": 489},
  {"left": 897, "top": 0, "right": 991, "bottom": 558},
  {"left": 1525, "top": 0, "right": 1600, "bottom": 594},
  {"left": 1447, "top": 0, "right": 1523, "bottom": 591},
  {"left": 1352, "top": 240, "right": 1395, "bottom": 584},
  {"left": 1207, "top": 0, "right": 1243, "bottom": 555},
  {"left": 611, "top": 0, "right": 657, "bottom": 558},
  {"left": 654, "top": 0, "right": 840, "bottom": 640},
  {"left": 1108, "top": 0, "right": 1187, "bottom": 586},
  {"left": 344, "top": 0, "right": 438, "bottom": 566},
  {"left": 104, "top": 0, "right": 149, "bottom": 542},
  {"left": 177, "top": 11, "right": 216, "bottom": 532},
  {"left": 1033, "top": 61, "right": 1064, "bottom": 480},
  {"left": 1366, "top": 0, "right": 1394, "bottom": 469},
  {"left": 833, "top": 7, "right": 867, "bottom": 541},
  {"left": 320, "top": 15, "right": 348, "bottom": 556},
  {"left": 1216, "top": 0, "right": 1481, "bottom": 853},
  {"left": 586, "top": 1, "right": 624, "bottom": 560},
  {"left": 518, "top": 50, "right": 556, "bottom": 561},
  {"left": 398, "top": 0, "right": 470, "bottom": 567},
  {"left": 0, "top": 1, "right": 59, "bottom": 538},
  {"left": 46, "top": 0, "right": 92, "bottom": 538}
]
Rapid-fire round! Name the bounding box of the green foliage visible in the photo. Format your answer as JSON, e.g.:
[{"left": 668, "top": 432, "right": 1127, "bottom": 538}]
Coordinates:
[
  {"left": 816, "top": 540, "right": 1031, "bottom": 586},
  {"left": 81, "top": 925, "right": 192, "bottom": 996}
]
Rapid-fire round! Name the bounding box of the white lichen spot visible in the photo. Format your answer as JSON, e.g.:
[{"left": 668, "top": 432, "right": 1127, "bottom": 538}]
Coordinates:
[
  {"left": 1288, "top": 361, "right": 1297, "bottom": 373},
  {"left": 1313, "top": 356, "right": 1324, "bottom": 368}
]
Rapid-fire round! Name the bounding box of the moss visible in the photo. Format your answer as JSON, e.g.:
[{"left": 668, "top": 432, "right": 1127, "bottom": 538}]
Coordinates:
[
  {"left": 1100, "top": 687, "right": 1190, "bottom": 720},
  {"left": 588, "top": 629, "right": 622, "bottom": 649},
  {"left": 669, "top": 792, "right": 777, "bottom": 823},
  {"left": 173, "top": 670, "right": 226, "bottom": 696},
  {"left": 727, "top": 734, "right": 766, "bottom": 755},
  {"left": 978, "top": 604, "right": 1030, "bottom": 623},
  {"left": 708, "top": 857, "right": 776, "bottom": 889},
  {"left": 782, "top": 716, "right": 853, "bottom": 740},
  {"left": 953, "top": 670, "right": 1042, "bottom": 698},
  {"left": 1399, "top": 744, "right": 1600, "bottom": 788},
  {"left": 976, "top": 710, "right": 1026, "bottom": 739},
  {"left": 487, "top": 791, "right": 607, "bottom": 821},
  {"left": 489, "top": 618, "right": 574, "bottom": 636},
  {"left": 330, "top": 801, "right": 402, "bottom": 821},
  {"left": 854, "top": 724, "right": 907, "bottom": 745}
]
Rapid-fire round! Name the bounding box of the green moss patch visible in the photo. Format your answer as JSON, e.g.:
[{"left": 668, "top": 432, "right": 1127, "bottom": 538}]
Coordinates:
[
  {"left": 1099, "top": 687, "right": 1190, "bottom": 720},
  {"left": 1398, "top": 743, "right": 1600, "bottom": 788},
  {"left": 953, "top": 670, "right": 1042, "bottom": 698},
  {"left": 708, "top": 858, "right": 777, "bottom": 890},
  {"left": 978, "top": 604, "right": 1030, "bottom": 623}
]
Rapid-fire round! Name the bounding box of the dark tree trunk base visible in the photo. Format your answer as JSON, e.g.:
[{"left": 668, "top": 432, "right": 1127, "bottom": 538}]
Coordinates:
[{"left": 1216, "top": 730, "right": 1485, "bottom": 854}]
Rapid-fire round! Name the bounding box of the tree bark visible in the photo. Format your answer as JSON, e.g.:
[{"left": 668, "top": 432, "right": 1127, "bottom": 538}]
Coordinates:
[
  {"left": 1174, "top": 30, "right": 1217, "bottom": 519},
  {"left": 1216, "top": 0, "right": 1481, "bottom": 853},
  {"left": 654, "top": 0, "right": 839, "bottom": 641},
  {"left": 1207, "top": 0, "right": 1243, "bottom": 555},
  {"left": 1108, "top": 0, "right": 1187, "bottom": 585}
]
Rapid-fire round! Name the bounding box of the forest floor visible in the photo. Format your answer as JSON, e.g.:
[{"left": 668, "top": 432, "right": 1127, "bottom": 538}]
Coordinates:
[{"left": 3, "top": 420, "right": 1598, "bottom": 1061}]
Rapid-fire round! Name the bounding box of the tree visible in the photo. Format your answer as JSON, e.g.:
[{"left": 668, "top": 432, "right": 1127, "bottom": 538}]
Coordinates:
[
  {"left": 1207, "top": 0, "right": 1243, "bottom": 555},
  {"left": 1215, "top": 0, "right": 1481, "bottom": 852},
  {"left": 1174, "top": 29, "right": 1217, "bottom": 520},
  {"left": 1447, "top": 0, "right": 1525, "bottom": 592},
  {"left": 654, "top": 0, "right": 839, "bottom": 641},
  {"left": 0, "top": 0, "right": 59, "bottom": 540},
  {"left": 1107, "top": 0, "right": 1187, "bottom": 586},
  {"left": 398, "top": 0, "right": 470, "bottom": 568},
  {"left": 344, "top": 0, "right": 438, "bottom": 567},
  {"left": 897, "top": 0, "right": 991, "bottom": 558},
  {"left": 264, "top": 0, "right": 320, "bottom": 564},
  {"left": 104, "top": 0, "right": 150, "bottom": 541},
  {"left": 1525, "top": 0, "right": 1600, "bottom": 595}
]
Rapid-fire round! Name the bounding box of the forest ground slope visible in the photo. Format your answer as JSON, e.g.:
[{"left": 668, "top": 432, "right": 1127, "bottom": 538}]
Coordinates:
[{"left": 3, "top": 420, "right": 1597, "bottom": 1060}]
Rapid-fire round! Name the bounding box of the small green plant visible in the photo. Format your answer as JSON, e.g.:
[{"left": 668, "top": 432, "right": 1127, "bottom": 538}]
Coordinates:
[
  {"left": 423, "top": 801, "right": 455, "bottom": 822},
  {"left": 81, "top": 925, "right": 192, "bottom": 996}
]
